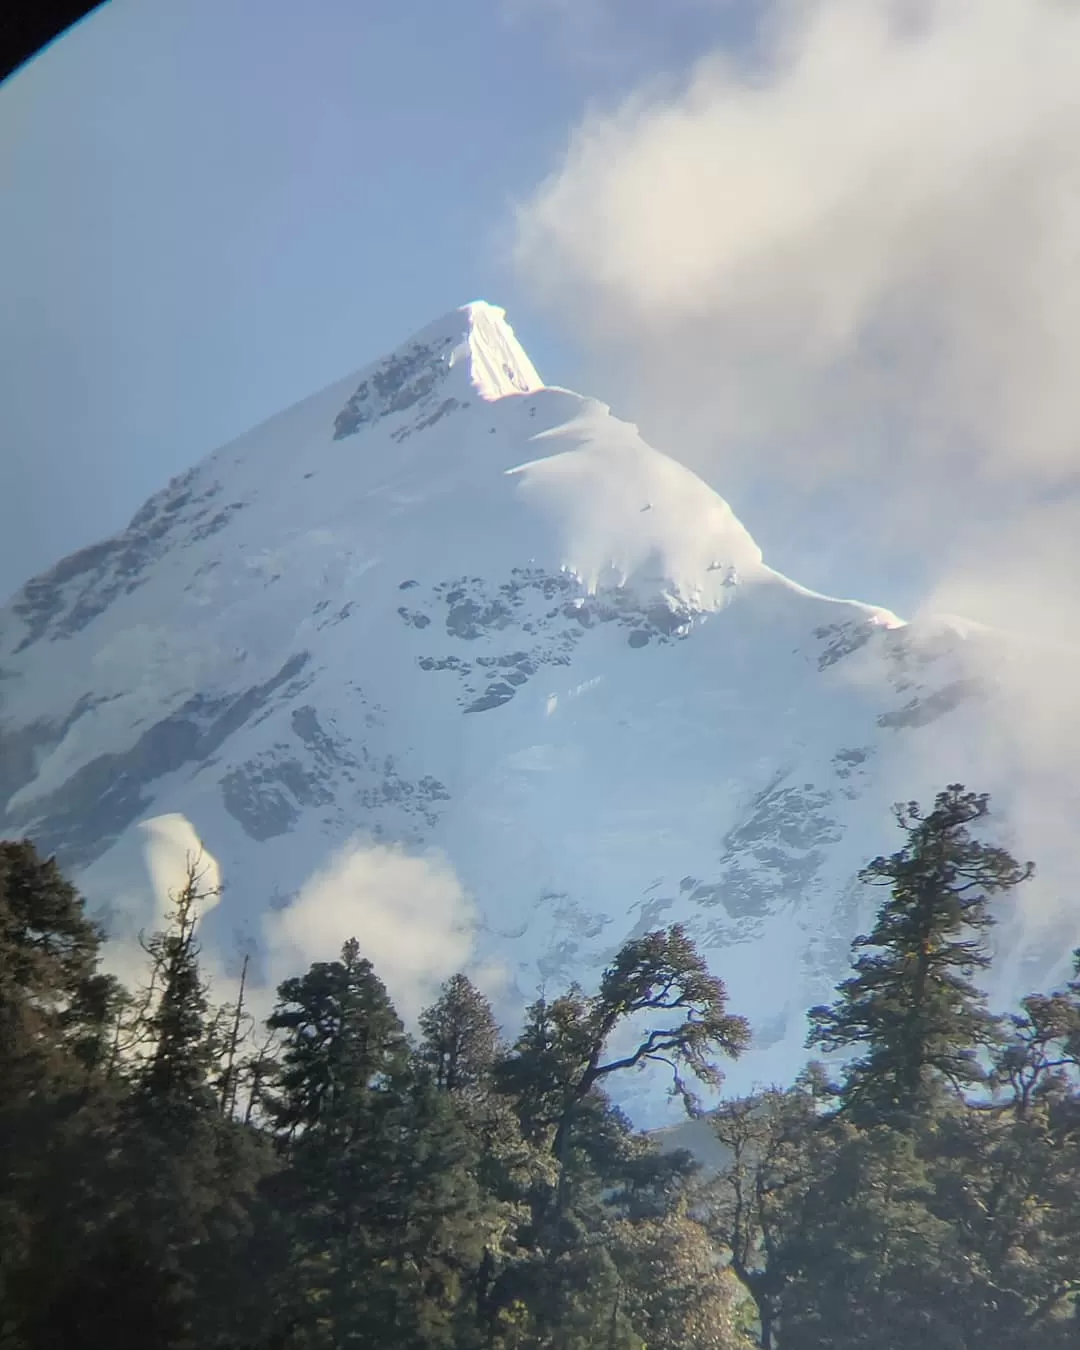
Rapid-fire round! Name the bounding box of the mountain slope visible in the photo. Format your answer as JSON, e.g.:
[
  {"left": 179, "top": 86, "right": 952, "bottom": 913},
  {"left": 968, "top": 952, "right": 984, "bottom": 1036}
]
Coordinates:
[{"left": 0, "top": 302, "right": 1070, "bottom": 1115}]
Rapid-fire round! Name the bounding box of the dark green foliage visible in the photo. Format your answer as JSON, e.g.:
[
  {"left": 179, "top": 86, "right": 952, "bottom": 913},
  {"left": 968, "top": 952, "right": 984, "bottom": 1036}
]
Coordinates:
[
  {"left": 609, "top": 1206, "right": 756, "bottom": 1350},
  {"left": 419, "top": 971, "right": 501, "bottom": 1095},
  {"left": 483, "top": 921, "right": 750, "bottom": 1313},
  {"left": 0, "top": 838, "right": 106, "bottom": 1105},
  {"left": 0, "top": 844, "right": 270, "bottom": 1350},
  {"left": 266, "top": 936, "right": 410, "bottom": 1140},
  {"left": 135, "top": 855, "right": 218, "bottom": 1116},
  {"left": 2, "top": 784, "right": 1078, "bottom": 1350},
  {"left": 497, "top": 923, "right": 749, "bottom": 1160},
  {"left": 19, "top": 1229, "right": 190, "bottom": 1350},
  {"left": 255, "top": 942, "right": 420, "bottom": 1346},
  {"left": 703, "top": 1085, "right": 821, "bottom": 1349},
  {"left": 808, "top": 785, "right": 1031, "bottom": 1124},
  {"left": 703, "top": 788, "right": 1079, "bottom": 1350},
  {"left": 994, "top": 948, "right": 1080, "bottom": 1114},
  {"left": 773, "top": 1120, "right": 970, "bottom": 1350},
  {"left": 588, "top": 923, "right": 751, "bottom": 1104},
  {"left": 0, "top": 839, "right": 117, "bottom": 1344}
]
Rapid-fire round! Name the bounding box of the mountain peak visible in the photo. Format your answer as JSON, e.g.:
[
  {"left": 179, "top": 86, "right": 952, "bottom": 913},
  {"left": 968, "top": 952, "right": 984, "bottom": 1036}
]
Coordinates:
[
  {"left": 325, "top": 300, "right": 543, "bottom": 444},
  {"left": 0, "top": 300, "right": 1056, "bottom": 1118},
  {"left": 462, "top": 300, "right": 545, "bottom": 400},
  {"left": 404, "top": 300, "right": 544, "bottom": 403}
]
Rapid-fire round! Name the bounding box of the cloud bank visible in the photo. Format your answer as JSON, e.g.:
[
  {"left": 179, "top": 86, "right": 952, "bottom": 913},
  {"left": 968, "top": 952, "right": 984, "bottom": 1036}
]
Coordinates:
[{"left": 515, "top": 0, "right": 1080, "bottom": 599}]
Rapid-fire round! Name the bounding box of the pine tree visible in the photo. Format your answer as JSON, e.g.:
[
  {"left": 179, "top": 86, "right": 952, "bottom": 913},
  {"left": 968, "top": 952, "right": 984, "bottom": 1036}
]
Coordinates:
[
  {"left": 97, "top": 856, "right": 267, "bottom": 1350},
  {"left": 386, "top": 1078, "right": 514, "bottom": 1350},
  {"left": 136, "top": 854, "right": 218, "bottom": 1116},
  {"left": 263, "top": 946, "right": 517, "bottom": 1348},
  {"left": 419, "top": 972, "right": 501, "bottom": 1096},
  {"left": 213, "top": 951, "right": 253, "bottom": 1119},
  {"left": 267, "top": 936, "right": 409, "bottom": 1142},
  {"left": 0, "top": 839, "right": 125, "bottom": 1347},
  {"left": 12, "top": 806, "right": 1080, "bottom": 1350},
  {"left": 774, "top": 1119, "right": 968, "bottom": 1350},
  {"left": 807, "top": 785, "right": 1031, "bottom": 1124},
  {"left": 485, "top": 1237, "right": 641, "bottom": 1350},
  {"left": 260, "top": 939, "right": 413, "bottom": 1345},
  {"left": 994, "top": 948, "right": 1080, "bottom": 1117},
  {"left": 488, "top": 922, "right": 750, "bottom": 1342},
  {"left": 0, "top": 838, "right": 107, "bottom": 1109}
]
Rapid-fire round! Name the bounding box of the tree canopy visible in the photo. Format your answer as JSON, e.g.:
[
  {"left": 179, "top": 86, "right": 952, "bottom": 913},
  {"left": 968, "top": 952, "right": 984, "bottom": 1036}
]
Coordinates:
[{"left": 2, "top": 784, "right": 1077, "bottom": 1349}]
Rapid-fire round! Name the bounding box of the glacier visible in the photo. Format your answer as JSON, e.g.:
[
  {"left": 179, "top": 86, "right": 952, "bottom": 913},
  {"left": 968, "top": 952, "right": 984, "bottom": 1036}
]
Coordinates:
[{"left": 1, "top": 300, "right": 1075, "bottom": 1122}]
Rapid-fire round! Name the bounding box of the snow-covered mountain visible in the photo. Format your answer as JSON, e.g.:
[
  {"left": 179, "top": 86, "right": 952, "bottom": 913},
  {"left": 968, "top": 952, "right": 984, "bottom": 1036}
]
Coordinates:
[{"left": 0, "top": 302, "right": 1073, "bottom": 1116}]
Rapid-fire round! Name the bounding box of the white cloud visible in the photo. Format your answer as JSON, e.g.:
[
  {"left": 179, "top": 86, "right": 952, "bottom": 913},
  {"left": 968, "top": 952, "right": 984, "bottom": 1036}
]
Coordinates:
[
  {"left": 85, "top": 824, "right": 489, "bottom": 1024},
  {"left": 514, "top": 0, "right": 1080, "bottom": 548},
  {"left": 262, "top": 840, "right": 479, "bottom": 1021}
]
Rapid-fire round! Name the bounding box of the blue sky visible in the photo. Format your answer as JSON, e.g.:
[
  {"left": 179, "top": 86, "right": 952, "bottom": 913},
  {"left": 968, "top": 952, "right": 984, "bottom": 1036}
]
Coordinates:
[
  {"left": 3, "top": 0, "right": 1078, "bottom": 631},
  {"left": 0, "top": 0, "right": 752, "bottom": 600}
]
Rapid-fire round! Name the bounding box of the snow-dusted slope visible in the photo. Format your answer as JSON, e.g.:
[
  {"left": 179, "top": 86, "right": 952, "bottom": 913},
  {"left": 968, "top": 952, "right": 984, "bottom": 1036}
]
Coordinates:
[{"left": 0, "top": 302, "right": 1072, "bottom": 1117}]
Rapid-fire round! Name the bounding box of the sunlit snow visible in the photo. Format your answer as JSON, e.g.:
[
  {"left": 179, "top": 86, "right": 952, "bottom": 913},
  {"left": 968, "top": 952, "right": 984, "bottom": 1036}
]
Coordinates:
[{"left": 0, "top": 302, "right": 1070, "bottom": 1122}]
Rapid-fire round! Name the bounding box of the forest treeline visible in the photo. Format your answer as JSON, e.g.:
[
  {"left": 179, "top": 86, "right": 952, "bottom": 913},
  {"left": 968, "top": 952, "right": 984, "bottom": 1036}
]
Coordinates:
[{"left": 1, "top": 784, "right": 1079, "bottom": 1349}]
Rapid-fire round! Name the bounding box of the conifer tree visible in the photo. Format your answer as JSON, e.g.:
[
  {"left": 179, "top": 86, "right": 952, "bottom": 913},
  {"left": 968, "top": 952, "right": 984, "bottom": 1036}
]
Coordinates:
[
  {"left": 213, "top": 951, "right": 252, "bottom": 1118},
  {"left": 9, "top": 812, "right": 1079, "bottom": 1350},
  {"left": 136, "top": 854, "right": 218, "bottom": 1115},
  {"left": 807, "top": 785, "right": 1031, "bottom": 1124},
  {"left": 934, "top": 951, "right": 1080, "bottom": 1346},
  {"left": 419, "top": 972, "right": 501, "bottom": 1096},
  {"left": 267, "top": 936, "right": 409, "bottom": 1141},
  {"left": 994, "top": 947, "right": 1080, "bottom": 1116},
  {"left": 103, "top": 856, "right": 266, "bottom": 1350},
  {"left": 0, "top": 838, "right": 107, "bottom": 1108},
  {"left": 775, "top": 1120, "right": 967, "bottom": 1350},
  {"left": 0, "top": 840, "right": 120, "bottom": 1345},
  {"left": 261, "top": 939, "right": 413, "bottom": 1344}
]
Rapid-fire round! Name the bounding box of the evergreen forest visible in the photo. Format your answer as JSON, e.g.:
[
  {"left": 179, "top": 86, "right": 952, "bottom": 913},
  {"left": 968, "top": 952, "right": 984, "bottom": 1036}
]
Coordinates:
[{"left": 2, "top": 784, "right": 1079, "bottom": 1349}]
